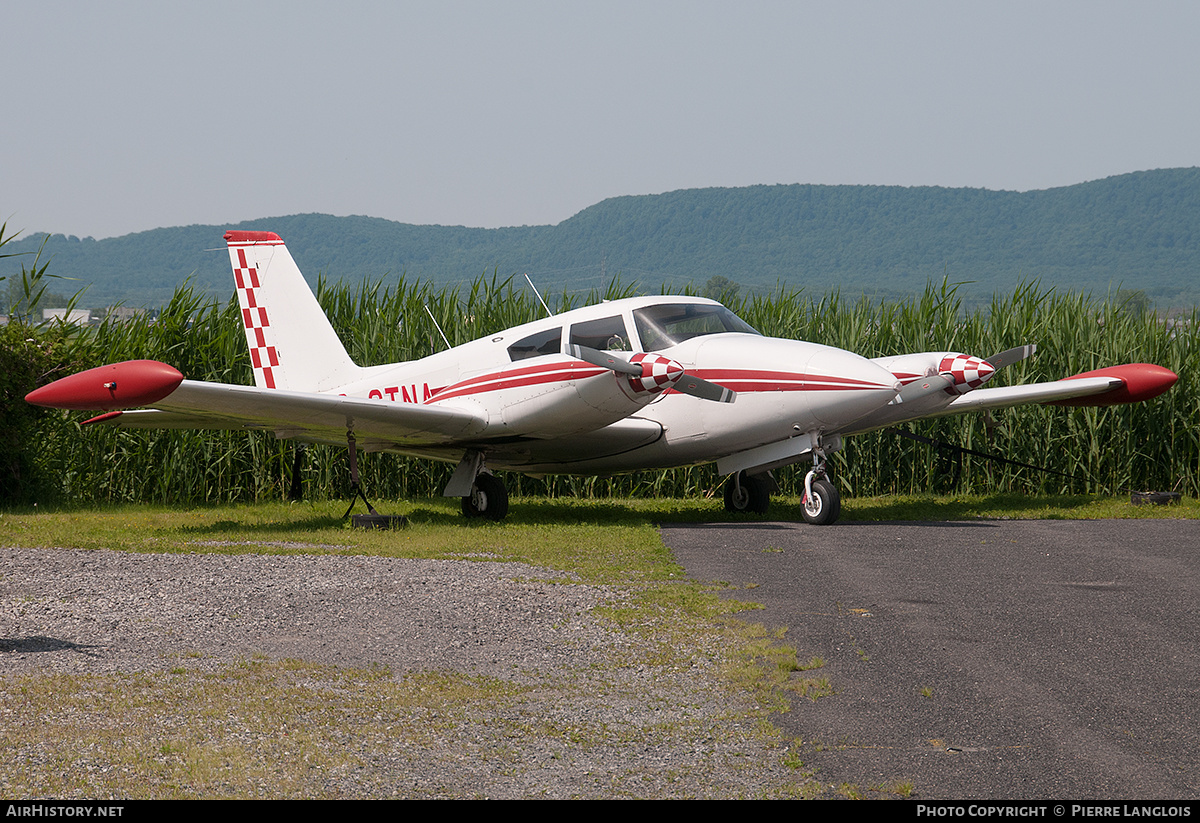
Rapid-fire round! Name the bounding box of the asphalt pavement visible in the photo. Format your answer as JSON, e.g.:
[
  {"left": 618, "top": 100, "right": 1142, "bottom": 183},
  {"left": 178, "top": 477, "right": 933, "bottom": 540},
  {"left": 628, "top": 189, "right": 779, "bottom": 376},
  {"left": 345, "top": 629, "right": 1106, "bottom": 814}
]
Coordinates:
[{"left": 661, "top": 518, "right": 1200, "bottom": 800}]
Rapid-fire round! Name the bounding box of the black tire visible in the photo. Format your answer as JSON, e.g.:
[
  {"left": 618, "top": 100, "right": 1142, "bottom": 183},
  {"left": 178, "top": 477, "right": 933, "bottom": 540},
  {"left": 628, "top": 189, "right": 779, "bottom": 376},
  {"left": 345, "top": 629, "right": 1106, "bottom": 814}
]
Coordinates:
[
  {"left": 723, "top": 471, "right": 771, "bottom": 515},
  {"left": 461, "top": 473, "right": 509, "bottom": 521},
  {"left": 801, "top": 477, "right": 840, "bottom": 525}
]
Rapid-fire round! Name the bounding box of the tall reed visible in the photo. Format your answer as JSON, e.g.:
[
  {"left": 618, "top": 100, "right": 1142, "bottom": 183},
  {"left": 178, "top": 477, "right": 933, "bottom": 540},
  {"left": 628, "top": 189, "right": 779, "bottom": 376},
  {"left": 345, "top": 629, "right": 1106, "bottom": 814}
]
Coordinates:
[{"left": 17, "top": 274, "right": 1197, "bottom": 507}]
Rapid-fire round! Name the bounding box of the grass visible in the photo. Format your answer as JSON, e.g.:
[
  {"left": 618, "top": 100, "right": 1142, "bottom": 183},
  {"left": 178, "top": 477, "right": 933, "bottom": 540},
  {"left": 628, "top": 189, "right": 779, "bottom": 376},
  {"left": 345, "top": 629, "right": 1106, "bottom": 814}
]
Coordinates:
[
  {"left": 0, "top": 659, "right": 531, "bottom": 799},
  {"left": 2, "top": 493, "right": 1195, "bottom": 798},
  {"left": 3, "top": 492, "right": 1193, "bottom": 560},
  {"left": 0, "top": 498, "right": 685, "bottom": 586}
]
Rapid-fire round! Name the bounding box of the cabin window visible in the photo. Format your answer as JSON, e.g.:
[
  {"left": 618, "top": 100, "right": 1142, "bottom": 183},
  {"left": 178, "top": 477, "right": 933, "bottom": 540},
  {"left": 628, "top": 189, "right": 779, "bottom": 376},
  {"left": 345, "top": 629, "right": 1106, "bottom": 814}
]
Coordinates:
[
  {"left": 569, "top": 315, "right": 631, "bottom": 352},
  {"left": 507, "top": 327, "right": 562, "bottom": 361},
  {"left": 633, "top": 303, "right": 759, "bottom": 351}
]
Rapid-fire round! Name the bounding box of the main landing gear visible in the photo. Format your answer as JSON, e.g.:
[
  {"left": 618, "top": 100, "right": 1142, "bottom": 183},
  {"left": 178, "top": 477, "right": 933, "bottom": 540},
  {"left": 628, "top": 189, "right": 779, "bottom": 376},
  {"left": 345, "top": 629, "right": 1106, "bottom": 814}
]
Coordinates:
[
  {"left": 461, "top": 471, "right": 509, "bottom": 521},
  {"left": 723, "top": 471, "right": 772, "bottom": 515},
  {"left": 447, "top": 450, "right": 510, "bottom": 521}
]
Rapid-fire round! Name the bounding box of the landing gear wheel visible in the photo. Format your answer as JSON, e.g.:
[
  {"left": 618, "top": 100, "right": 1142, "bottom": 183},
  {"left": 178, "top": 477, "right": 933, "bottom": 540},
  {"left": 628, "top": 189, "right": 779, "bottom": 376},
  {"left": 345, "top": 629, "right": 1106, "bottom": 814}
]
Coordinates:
[
  {"left": 801, "top": 477, "right": 840, "bottom": 526},
  {"left": 461, "top": 473, "right": 509, "bottom": 521},
  {"left": 723, "top": 471, "right": 771, "bottom": 515}
]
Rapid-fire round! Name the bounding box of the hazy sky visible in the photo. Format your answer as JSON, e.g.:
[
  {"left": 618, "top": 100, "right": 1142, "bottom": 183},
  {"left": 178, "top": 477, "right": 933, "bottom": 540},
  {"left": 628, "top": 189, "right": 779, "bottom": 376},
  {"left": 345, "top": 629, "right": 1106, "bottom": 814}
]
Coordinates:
[{"left": 4, "top": 0, "right": 1198, "bottom": 239}]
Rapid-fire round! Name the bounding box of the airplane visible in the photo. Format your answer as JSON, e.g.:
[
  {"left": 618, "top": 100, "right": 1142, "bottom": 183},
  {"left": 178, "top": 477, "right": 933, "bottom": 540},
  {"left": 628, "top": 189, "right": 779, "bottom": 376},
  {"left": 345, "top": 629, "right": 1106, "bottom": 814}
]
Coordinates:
[{"left": 25, "top": 230, "right": 1179, "bottom": 525}]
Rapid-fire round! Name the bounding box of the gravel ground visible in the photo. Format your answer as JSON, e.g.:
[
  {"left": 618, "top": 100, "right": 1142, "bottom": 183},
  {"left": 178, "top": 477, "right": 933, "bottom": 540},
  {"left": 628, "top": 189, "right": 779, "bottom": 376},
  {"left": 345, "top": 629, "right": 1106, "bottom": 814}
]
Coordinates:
[{"left": 0, "top": 545, "right": 808, "bottom": 799}]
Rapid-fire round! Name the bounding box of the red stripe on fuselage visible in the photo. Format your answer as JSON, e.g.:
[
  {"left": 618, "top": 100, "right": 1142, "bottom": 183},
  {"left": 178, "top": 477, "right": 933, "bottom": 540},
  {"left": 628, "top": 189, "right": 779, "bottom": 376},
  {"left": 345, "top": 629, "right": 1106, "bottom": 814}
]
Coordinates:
[
  {"left": 422, "top": 363, "right": 892, "bottom": 406},
  {"left": 689, "top": 369, "right": 893, "bottom": 392},
  {"left": 428, "top": 361, "right": 608, "bottom": 403}
]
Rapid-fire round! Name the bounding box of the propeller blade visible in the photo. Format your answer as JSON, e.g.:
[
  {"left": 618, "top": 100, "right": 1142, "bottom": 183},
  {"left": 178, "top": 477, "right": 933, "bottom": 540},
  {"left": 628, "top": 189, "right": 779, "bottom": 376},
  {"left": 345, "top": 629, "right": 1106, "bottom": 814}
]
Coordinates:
[
  {"left": 986, "top": 344, "right": 1036, "bottom": 370},
  {"left": 892, "top": 373, "right": 955, "bottom": 404},
  {"left": 568, "top": 344, "right": 642, "bottom": 376},
  {"left": 675, "top": 375, "right": 737, "bottom": 404}
]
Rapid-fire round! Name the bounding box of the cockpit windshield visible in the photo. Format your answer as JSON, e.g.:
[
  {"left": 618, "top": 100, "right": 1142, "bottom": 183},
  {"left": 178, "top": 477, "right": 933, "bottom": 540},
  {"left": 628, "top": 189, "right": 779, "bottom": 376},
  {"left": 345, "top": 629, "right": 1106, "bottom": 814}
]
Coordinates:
[{"left": 633, "top": 303, "right": 760, "bottom": 352}]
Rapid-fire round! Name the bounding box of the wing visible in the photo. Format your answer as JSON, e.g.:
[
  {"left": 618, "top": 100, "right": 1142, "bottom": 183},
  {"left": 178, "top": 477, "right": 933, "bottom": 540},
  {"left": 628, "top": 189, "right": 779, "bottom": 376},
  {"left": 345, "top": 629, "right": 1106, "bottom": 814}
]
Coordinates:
[
  {"left": 95, "top": 379, "right": 486, "bottom": 446},
  {"left": 842, "top": 362, "right": 1178, "bottom": 435},
  {"left": 25, "top": 347, "right": 741, "bottom": 453},
  {"left": 25, "top": 365, "right": 489, "bottom": 449}
]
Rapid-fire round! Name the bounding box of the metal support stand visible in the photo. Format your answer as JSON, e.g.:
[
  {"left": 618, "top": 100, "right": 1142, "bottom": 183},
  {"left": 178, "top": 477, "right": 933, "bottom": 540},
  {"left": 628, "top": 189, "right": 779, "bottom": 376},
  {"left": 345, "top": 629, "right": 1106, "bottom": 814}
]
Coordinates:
[
  {"left": 288, "top": 444, "right": 308, "bottom": 502},
  {"left": 341, "top": 432, "right": 405, "bottom": 529}
]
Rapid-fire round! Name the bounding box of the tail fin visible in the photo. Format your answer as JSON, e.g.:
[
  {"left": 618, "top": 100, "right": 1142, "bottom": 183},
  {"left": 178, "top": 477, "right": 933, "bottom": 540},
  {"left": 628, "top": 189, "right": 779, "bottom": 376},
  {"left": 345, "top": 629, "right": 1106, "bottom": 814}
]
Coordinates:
[{"left": 224, "top": 231, "right": 360, "bottom": 392}]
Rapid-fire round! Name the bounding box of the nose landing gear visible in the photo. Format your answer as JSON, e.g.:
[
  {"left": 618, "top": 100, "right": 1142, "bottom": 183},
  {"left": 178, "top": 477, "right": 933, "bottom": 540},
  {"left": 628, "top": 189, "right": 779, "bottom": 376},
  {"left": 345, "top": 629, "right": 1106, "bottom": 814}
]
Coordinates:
[
  {"left": 721, "top": 432, "right": 842, "bottom": 525},
  {"left": 800, "top": 443, "right": 840, "bottom": 526}
]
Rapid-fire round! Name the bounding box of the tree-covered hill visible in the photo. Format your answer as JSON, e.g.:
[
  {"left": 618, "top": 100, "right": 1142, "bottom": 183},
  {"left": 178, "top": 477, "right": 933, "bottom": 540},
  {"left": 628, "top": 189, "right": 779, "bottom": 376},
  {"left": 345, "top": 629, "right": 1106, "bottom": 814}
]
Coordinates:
[{"left": 3, "top": 167, "right": 1198, "bottom": 310}]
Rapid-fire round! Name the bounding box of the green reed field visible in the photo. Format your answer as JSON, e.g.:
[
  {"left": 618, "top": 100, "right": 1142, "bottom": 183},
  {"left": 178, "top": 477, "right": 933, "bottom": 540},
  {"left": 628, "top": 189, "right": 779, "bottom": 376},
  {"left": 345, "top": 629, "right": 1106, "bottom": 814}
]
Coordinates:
[{"left": 4, "top": 241, "right": 1196, "bottom": 509}]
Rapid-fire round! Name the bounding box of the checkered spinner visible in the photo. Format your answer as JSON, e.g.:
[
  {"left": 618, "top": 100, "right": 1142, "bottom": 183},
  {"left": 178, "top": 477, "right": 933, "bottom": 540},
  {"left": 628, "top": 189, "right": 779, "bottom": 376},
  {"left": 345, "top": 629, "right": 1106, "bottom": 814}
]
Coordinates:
[
  {"left": 626, "top": 352, "right": 685, "bottom": 394},
  {"left": 938, "top": 353, "right": 995, "bottom": 394}
]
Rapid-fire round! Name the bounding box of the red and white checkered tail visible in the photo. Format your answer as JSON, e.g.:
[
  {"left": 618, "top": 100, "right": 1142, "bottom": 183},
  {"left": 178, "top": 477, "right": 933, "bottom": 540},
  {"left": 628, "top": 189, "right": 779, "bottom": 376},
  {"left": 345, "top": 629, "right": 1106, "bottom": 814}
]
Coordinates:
[{"left": 224, "top": 231, "right": 361, "bottom": 392}]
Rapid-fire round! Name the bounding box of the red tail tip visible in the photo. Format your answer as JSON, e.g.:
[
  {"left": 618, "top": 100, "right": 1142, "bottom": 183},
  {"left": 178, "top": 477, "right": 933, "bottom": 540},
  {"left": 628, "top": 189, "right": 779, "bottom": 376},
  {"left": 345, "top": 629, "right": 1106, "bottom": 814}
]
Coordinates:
[{"left": 224, "top": 230, "right": 283, "bottom": 244}]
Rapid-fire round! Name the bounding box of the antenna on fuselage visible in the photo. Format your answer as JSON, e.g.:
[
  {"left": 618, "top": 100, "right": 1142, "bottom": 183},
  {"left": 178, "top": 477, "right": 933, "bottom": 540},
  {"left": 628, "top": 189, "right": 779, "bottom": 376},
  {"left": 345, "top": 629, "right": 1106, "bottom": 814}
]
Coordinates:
[
  {"left": 524, "top": 273, "right": 552, "bottom": 317},
  {"left": 423, "top": 304, "right": 452, "bottom": 350}
]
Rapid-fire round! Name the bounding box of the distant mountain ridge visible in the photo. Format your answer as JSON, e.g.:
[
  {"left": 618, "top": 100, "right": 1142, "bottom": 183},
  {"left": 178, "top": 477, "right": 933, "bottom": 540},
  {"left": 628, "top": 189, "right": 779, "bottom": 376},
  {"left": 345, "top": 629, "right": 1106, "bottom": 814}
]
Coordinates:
[{"left": 3, "top": 168, "right": 1198, "bottom": 309}]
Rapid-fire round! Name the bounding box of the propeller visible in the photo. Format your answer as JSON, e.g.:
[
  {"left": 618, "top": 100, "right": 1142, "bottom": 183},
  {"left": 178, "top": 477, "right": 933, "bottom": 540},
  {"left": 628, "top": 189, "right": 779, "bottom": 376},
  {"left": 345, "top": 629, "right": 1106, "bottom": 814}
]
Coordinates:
[
  {"left": 568, "top": 344, "right": 736, "bottom": 403},
  {"left": 892, "top": 344, "right": 1037, "bottom": 405},
  {"left": 893, "top": 373, "right": 956, "bottom": 405},
  {"left": 568, "top": 344, "right": 643, "bottom": 377},
  {"left": 985, "top": 344, "right": 1036, "bottom": 370}
]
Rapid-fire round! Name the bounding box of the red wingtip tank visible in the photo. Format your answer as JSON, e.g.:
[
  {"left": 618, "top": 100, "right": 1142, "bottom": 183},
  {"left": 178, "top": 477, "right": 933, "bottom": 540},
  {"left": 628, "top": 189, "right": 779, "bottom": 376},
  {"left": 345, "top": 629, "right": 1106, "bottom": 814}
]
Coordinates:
[
  {"left": 1047, "top": 363, "right": 1178, "bottom": 407},
  {"left": 25, "top": 360, "right": 184, "bottom": 411}
]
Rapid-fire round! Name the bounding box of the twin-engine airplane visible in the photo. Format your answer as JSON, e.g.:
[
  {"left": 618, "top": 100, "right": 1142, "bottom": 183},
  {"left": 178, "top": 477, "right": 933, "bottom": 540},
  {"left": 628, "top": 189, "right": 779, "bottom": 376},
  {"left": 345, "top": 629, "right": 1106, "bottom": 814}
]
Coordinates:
[{"left": 26, "top": 231, "right": 1178, "bottom": 525}]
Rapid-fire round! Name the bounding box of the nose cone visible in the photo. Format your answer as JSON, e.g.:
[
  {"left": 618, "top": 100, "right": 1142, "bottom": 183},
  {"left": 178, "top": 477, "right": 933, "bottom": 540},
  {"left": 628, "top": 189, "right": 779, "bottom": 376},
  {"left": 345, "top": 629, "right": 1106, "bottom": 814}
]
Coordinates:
[
  {"left": 687, "top": 335, "right": 900, "bottom": 433},
  {"left": 803, "top": 346, "right": 902, "bottom": 426}
]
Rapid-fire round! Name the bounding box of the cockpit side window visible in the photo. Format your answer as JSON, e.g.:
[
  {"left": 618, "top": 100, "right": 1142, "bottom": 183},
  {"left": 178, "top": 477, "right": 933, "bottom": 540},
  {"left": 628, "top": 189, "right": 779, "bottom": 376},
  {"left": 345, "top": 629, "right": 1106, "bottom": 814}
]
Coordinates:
[
  {"left": 568, "top": 315, "right": 631, "bottom": 352},
  {"left": 633, "top": 303, "right": 759, "bottom": 351},
  {"left": 507, "top": 327, "right": 562, "bottom": 361}
]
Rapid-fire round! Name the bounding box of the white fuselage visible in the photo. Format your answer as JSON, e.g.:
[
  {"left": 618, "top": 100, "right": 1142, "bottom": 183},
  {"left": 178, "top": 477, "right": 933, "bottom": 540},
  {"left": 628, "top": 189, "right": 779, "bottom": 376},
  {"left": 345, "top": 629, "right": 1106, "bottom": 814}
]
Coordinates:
[{"left": 325, "top": 295, "right": 902, "bottom": 474}]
